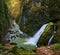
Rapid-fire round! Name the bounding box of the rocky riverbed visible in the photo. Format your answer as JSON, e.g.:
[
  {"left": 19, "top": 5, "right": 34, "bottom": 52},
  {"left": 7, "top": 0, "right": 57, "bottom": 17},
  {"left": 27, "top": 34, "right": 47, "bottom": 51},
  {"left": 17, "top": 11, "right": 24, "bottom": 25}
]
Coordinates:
[{"left": 0, "top": 43, "right": 60, "bottom": 55}]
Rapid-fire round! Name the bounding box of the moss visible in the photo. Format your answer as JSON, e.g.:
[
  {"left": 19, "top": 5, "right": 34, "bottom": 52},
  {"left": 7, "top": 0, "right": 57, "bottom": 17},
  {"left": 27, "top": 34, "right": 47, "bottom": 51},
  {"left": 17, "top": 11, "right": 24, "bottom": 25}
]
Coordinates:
[
  {"left": 10, "top": 46, "right": 17, "bottom": 54},
  {"left": 15, "top": 0, "right": 60, "bottom": 36},
  {"left": 51, "top": 44, "right": 60, "bottom": 51},
  {"left": 7, "top": 46, "right": 37, "bottom": 55},
  {"left": 19, "top": 1, "right": 48, "bottom": 36},
  {"left": 0, "top": 46, "right": 4, "bottom": 50},
  {"left": 38, "top": 21, "right": 60, "bottom": 46},
  {"left": 37, "top": 29, "right": 53, "bottom": 46},
  {"left": 16, "top": 48, "right": 37, "bottom": 55},
  {"left": 37, "top": 23, "right": 53, "bottom": 46}
]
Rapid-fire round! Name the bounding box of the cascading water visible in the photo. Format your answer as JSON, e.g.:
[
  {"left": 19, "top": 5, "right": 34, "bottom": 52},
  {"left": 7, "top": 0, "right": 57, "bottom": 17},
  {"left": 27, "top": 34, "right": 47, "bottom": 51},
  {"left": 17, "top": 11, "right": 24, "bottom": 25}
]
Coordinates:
[
  {"left": 24, "top": 24, "right": 48, "bottom": 47},
  {"left": 48, "top": 25, "right": 56, "bottom": 46},
  {"left": 12, "top": 23, "right": 48, "bottom": 50},
  {"left": 12, "top": 20, "right": 24, "bottom": 34},
  {"left": 6, "top": 20, "right": 48, "bottom": 46},
  {"left": 6, "top": 20, "right": 24, "bottom": 42},
  {"left": 6, "top": 20, "right": 56, "bottom": 50},
  {"left": 48, "top": 34, "right": 54, "bottom": 46},
  {"left": 22, "top": 15, "right": 27, "bottom": 29},
  {"left": 23, "top": 16, "right": 27, "bottom": 25}
]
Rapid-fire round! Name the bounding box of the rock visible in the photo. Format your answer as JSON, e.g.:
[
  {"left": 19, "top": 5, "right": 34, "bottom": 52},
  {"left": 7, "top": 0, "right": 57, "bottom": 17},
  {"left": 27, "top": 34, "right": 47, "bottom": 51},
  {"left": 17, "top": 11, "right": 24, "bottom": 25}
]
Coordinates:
[
  {"left": 53, "top": 51, "right": 60, "bottom": 55},
  {"left": 36, "top": 44, "right": 60, "bottom": 55},
  {"left": 36, "top": 47, "right": 54, "bottom": 55}
]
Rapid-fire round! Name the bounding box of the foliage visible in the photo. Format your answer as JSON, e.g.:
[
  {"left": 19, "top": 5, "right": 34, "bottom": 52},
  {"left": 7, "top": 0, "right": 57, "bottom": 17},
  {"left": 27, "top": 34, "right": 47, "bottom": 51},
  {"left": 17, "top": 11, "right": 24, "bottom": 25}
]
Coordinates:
[
  {"left": 0, "top": 0, "right": 9, "bottom": 44},
  {"left": 19, "top": 0, "right": 60, "bottom": 36},
  {"left": 16, "top": 48, "right": 36, "bottom": 55},
  {"left": 44, "top": 22, "right": 54, "bottom": 32},
  {"left": 0, "top": 46, "right": 36, "bottom": 55},
  {"left": 0, "top": 0, "right": 60, "bottom": 46},
  {"left": 0, "top": 46, "right": 4, "bottom": 50},
  {"left": 5, "top": 0, "right": 22, "bottom": 19},
  {"left": 51, "top": 44, "right": 60, "bottom": 51}
]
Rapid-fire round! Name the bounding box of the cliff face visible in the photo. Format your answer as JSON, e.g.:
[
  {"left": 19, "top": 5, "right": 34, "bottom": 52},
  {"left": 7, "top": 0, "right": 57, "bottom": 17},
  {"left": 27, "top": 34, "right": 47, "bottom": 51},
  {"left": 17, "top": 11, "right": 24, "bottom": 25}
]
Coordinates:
[
  {"left": 19, "top": 0, "right": 60, "bottom": 36},
  {"left": 0, "top": 0, "right": 60, "bottom": 45}
]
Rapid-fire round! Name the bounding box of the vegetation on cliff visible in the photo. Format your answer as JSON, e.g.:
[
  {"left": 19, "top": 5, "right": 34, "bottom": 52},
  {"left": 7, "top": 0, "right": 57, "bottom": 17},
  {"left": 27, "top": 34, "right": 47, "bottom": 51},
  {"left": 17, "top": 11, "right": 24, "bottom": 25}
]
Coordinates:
[{"left": 0, "top": 0, "right": 60, "bottom": 54}]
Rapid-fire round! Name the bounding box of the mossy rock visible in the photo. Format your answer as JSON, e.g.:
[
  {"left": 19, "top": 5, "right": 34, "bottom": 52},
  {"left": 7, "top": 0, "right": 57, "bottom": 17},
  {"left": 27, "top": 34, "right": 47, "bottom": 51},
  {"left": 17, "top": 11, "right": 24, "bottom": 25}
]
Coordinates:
[
  {"left": 16, "top": 48, "right": 37, "bottom": 55},
  {"left": 51, "top": 44, "right": 60, "bottom": 51},
  {"left": 38, "top": 21, "right": 60, "bottom": 46},
  {"left": 37, "top": 22, "right": 53, "bottom": 46},
  {"left": 10, "top": 46, "right": 37, "bottom": 55}
]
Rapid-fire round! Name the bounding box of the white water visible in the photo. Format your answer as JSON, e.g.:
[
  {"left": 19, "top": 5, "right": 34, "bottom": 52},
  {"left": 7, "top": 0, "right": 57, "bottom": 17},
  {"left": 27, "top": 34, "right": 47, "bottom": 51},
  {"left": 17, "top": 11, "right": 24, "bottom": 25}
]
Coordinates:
[
  {"left": 6, "top": 20, "right": 48, "bottom": 46},
  {"left": 6, "top": 20, "right": 24, "bottom": 42},
  {"left": 48, "top": 34, "right": 54, "bottom": 46},
  {"left": 24, "top": 24, "right": 48, "bottom": 47},
  {"left": 11, "top": 20, "right": 23, "bottom": 34}
]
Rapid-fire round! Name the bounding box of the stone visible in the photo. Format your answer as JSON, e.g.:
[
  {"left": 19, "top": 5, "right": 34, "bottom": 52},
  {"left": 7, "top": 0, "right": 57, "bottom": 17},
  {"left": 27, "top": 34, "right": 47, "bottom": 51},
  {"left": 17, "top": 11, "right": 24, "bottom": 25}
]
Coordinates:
[
  {"left": 36, "top": 47, "right": 54, "bottom": 55},
  {"left": 53, "top": 51, "right": 60, "bottom": 55}
]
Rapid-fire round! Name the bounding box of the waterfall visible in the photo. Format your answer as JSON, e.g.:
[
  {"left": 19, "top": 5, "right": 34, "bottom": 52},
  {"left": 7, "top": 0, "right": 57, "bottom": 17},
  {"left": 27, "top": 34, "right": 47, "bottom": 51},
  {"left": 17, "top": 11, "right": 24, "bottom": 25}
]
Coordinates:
[
  {"left": 6, "top": 19, "right": 55, "bottom": 47},
  {"left": 12, "top": 20, "right": 24, "bottom": 34},
  {"left": 48, "top": 34, "right": 54, "bottom": 46},
  {"left": 6, "top": 20, "right": 24, "bottom": 42},
  {"left": 22, "top": 15, "right": 27, "bottom": 29},
  {"left": 48, "top": 25, "right": 56, "bottom": 46},
  {"left": 23, "top": 16, "right": 26, "bottom": 25},
  {"left": 24, "top": 24, "right": 48, "bottom": 47}
]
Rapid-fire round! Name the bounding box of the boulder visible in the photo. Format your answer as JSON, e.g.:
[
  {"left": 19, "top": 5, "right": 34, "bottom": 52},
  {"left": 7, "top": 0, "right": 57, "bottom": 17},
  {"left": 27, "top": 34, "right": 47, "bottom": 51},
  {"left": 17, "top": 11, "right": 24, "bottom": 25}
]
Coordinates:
[{"left": 36, "top": 47, "right": 54, "bottom": 55}]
